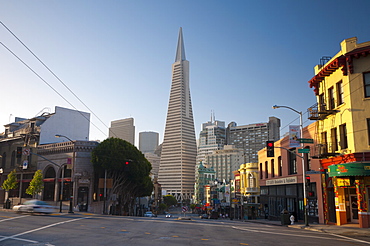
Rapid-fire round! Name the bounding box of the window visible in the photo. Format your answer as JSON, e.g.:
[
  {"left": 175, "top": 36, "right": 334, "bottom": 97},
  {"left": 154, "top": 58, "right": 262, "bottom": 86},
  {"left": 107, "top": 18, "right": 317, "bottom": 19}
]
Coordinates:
[
  {"left": 304, "top": 147, "right": 311, "bottom": 171},
  {"left": 278, "top": 156, "right": 282, "bottom": 176},
  {"left": 339, "top": 124, "right": 348, "bottom": 149},
  {"left": 321, "top": 132, "right": 328, "bottom": 154},
  {"left": 328, "top": 87, "right": 335, "bottom": 110},
  {"left": 364, "top": 72, "right": 370, "bottom": 98},
  {"left": 336, "top": 80, "right": 344, "bottom": 105},
  {"left": 319, "top": 93, "right": 326, "bottom": 111},
  {"left": 249, "top": 173, "right": 255, "bottom": 188},
  {"left": 288, "top": 149, "right": 297, "bottom": 174},
  {"left": 331, "top": 128, "right": 338, "bottom": 152},
  {"left": 265, "top": 161, "right": 268, "bottom": 179},
  {"left": 271, "top": 159, "right": 275, "bottom": 178},
  {"left": 259, "top": 163, "right": 263, "bottom": 179}
]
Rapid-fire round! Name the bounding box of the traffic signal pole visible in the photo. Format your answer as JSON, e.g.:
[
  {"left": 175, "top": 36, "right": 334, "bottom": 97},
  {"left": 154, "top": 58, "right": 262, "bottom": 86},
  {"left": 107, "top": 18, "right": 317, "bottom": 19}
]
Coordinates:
[{"left": 273, "top": 105, "right": 309, "bottom": 227}]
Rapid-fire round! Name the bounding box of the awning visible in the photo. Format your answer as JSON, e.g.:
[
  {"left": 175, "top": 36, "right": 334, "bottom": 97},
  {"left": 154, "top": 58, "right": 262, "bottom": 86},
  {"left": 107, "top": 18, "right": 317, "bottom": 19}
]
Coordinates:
[{"left": 328, "top": 162, "right": 370, "bottom": 177}]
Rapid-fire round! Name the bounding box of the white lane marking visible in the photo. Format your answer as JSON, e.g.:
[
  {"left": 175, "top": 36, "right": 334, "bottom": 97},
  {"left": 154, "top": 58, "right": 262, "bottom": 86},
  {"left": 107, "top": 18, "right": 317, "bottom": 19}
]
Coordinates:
[
  {"left": 233, "top": 226, "right": 370, "bottom": 244},
  {"left": 0, "top": 215, "right": 30, "bottom": 222},
  {"left": 0, "top": 216, "right": 90, "bottom": 242},
  {"left": 0, "top": 235, "right": 39, "bottom": 244}
]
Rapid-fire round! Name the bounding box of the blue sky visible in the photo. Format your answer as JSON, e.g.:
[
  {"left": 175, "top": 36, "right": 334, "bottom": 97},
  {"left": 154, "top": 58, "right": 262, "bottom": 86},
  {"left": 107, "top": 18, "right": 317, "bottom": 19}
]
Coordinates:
[{"left": 1, "top": 1, "right": 370, "bottom": 145}]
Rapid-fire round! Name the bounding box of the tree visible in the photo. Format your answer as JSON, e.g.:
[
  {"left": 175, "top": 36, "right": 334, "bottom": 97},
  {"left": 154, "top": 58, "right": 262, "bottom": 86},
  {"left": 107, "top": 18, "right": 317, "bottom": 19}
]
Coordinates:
[
  {"left": 163, "top": 195, "right": 177, "bottom": 207},
  {"left": 2, "top": 169, "right": 18, "bottom": 201},
  {"left": 26, "top": 170, "right": 44, "bottom": 199},
  {"left": 92, "top": 138, "right": 153, "bottom": 215}
]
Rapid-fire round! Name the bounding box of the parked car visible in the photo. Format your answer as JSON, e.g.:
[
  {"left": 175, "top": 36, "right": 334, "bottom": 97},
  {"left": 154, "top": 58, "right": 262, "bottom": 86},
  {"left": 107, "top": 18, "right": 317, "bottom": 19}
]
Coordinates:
[
  {"left": 13, "top": 200, "right": 56, "bottom": 214},
  {"left": 144, "top": 211, "right": 157, "bottom": 217}
]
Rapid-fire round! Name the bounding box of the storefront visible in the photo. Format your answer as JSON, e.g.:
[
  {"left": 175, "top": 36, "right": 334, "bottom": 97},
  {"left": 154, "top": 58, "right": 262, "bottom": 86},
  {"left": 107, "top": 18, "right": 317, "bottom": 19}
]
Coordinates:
[
  {"left": 260, "top": 176, "right": 319, "bottom": 223},
  {"left": 328, "top": 162, "right": 370, "bottom": 228}
]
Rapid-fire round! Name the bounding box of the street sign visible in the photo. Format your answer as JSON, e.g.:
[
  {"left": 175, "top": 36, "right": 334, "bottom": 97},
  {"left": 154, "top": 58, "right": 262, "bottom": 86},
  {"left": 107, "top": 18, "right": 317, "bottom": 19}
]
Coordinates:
[
  {"left": 298, "top": 138, "right": 314, "bottom": 144},
  {"left": 22, "top": 160, "right": 28, "bottom": 169},
  {"left": 182, "top": 206, "right": 188, "bottom": 212},
  {"left": 306, "top": 170, "right": 322, "bottom": 174},
  {"left": 298, "top": 148, "right": 310, "bottom": 153},
  {"left": 23, "top": 148, "right": 30, "bottom": 156}
]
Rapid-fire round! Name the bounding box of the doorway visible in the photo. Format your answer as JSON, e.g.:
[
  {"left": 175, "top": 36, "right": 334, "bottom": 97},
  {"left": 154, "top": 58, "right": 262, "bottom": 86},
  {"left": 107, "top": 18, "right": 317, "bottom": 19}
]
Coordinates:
[
  {"left": 350, "top": 195, "right": 359, "bottom": 223},
  {"left": 77, "top": 187, "right": 89, "bottom": 211}
]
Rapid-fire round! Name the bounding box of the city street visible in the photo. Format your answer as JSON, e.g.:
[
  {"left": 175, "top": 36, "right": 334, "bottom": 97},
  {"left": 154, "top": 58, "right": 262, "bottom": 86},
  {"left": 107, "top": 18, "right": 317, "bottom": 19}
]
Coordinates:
[{"left": 0, "top": 211, "right": 369, "bottom": 245}]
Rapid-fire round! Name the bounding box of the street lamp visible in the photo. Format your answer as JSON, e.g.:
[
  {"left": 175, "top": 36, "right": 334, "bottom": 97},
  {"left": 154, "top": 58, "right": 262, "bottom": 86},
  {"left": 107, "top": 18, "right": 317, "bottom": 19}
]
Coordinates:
[
  {"left": 55, "top": 134, "right": 73, "bottom": 142},
  {"left": 55, "top": 134, "right": 74, "bottom": 214},
  {"left": 272, "top": 105, "right": 309, "bottom": 227}
]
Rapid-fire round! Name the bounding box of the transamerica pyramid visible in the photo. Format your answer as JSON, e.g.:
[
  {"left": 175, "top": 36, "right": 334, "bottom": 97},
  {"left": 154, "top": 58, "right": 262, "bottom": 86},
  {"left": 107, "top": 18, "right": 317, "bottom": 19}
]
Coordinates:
[{"left": 158, "top": 28, "right": 197, "bottom": 203}]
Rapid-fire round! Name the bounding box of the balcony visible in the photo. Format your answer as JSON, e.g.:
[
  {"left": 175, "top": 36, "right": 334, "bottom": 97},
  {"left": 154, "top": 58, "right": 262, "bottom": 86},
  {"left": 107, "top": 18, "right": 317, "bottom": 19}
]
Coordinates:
[
  {"left": 311, "top": 143, "right": 340, "bottom": 159},
  {"left": 307, "top": 103, "right": 339, "bottom": 120}
]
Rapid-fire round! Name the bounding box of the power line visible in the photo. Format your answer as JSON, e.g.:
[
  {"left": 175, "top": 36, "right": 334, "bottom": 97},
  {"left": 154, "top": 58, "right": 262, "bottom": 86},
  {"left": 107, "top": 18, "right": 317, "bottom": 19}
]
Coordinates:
[
  {"left": 0, "top": 21, "right": 117, "bottom": 139},
  {"left": 0, "top": 41, "right": 107, "bottom": 137}
]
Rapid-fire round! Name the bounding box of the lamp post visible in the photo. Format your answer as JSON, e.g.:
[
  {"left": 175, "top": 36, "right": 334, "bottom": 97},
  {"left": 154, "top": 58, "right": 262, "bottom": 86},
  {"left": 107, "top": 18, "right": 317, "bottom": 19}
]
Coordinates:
[
  {"left": 55, "top": 134, "right": 74, "bottom": 214},
  {"left": 272, "top": 105, "right": 309, "bottom": 227}
]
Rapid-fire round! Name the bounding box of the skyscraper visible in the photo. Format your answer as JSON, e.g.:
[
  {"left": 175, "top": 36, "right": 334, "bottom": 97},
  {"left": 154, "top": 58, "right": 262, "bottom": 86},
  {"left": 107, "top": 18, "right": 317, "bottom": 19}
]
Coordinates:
[
  {"left": 158, "top": 28, "right": 197, "bottom": 202},
  {"left": 139, "top": 131, "right": 159, "bottom": 154},
  {"left": 226, "top": 117, "right": 280, "bottom": 163},
  {"left": 197, "top": 114, "right": 226, "bottom": 167},
  {"left": 108, "top": 117, "right": 135, "bottom": 145}
]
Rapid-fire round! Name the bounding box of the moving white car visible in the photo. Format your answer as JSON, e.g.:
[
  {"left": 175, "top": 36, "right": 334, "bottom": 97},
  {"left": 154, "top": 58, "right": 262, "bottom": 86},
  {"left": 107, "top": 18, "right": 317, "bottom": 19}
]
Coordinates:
[
  {"left": 13, "top": 200, "right": 56, "bottom": 214},
  {"left": 144, "top": 211, "right": 157, "bottom": 217}
]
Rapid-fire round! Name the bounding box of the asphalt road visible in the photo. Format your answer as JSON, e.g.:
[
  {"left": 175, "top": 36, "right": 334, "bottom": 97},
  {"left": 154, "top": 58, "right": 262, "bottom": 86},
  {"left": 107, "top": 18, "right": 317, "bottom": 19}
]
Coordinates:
[{"left": 0, "top": 211, "right": 369, "bottom": 246}]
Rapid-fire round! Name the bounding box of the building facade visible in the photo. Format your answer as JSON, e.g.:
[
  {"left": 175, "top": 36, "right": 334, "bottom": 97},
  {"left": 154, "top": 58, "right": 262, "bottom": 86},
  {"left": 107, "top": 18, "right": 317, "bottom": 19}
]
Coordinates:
[
  {"left": 158, "top": 28, "right": 197, "bottom": 203},
  {"left": 239, "top": 162, "right": 260, "bottom": 219},
  {"left": 0, "top": 106, "right": 91, "bottom": 207},
  {"left": 109, "top": 118, "right": 135, "bottom": 145},
  {"left": 139, "top": 131, "right": 159, "bottom": 154},
  {"left": 194, "top": 163, "right": 216, "bottom": 205},
  {"left": 258, "top": 123, "right": 322, "bottom": 224},
  {"left": 308, "top": 37, "right": 370, "bottom": 227},
  {"left": 226, "top": 117, "right": 280, "bottom": 163},
  {"left": 206, "top": 145, "right": 244, "bottom": 182},
  {"left": 197, "top": 118, "right": 226, "bottom": 166},
  {"left": 37, "top": 140, "right": 98, "bottom": 212}
]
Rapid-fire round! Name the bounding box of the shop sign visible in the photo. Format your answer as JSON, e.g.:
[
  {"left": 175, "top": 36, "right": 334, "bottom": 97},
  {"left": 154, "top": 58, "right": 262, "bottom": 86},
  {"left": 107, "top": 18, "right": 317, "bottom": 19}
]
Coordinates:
[
  {"left": 266, "top": 176, "right": 297, "bottom": 186},
  {"left": 328, "top": 162, "right": 370, "bottom": 177}
]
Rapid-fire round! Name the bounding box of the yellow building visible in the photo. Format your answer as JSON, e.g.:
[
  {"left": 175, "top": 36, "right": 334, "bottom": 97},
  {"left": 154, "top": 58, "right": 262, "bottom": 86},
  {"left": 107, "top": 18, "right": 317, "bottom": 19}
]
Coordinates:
[
  {"left": 239, "top": 163, "right": 259, "bottom": 219},
  {"left": 308, "top": 37, "right": 370, "bottom": 228}
]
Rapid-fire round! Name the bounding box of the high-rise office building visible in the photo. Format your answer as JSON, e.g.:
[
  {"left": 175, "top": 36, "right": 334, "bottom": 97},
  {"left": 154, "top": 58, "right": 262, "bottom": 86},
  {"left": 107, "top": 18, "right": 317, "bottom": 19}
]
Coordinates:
[
  {"left": 108, "top": 118, "right": 135, "bottom": 145},
  {"left": 158, "top": 28, "right": 197, "bottom": 202},
  {"left": 139, "top": 131, "right": 159, "bottom": 154},
  {"left": 226, "top": 117, "right": 280, "bottom": 163},
  {"left": 197, "top": 115, "right": 226, "bottom": 167}
]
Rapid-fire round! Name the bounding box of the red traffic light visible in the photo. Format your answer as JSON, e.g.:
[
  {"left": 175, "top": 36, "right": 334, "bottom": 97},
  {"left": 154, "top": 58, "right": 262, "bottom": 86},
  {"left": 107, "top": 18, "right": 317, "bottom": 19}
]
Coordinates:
[
  {"left": 267, "top": 142, "right": 273, "bottom": 147},
  {"left": 125, "top": 161, "right": 129, "bottom": 165}
]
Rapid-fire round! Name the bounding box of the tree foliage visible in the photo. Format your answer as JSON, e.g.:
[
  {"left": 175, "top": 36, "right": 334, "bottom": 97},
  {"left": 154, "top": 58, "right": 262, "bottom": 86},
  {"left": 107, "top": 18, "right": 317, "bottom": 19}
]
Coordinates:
[
  {"left": 163, "top": 195, "right": 177, "bottom": 207},
  {"left": 26, "top": 170, "right": 44, "bottom": 198},
  {"left": 2, "top": 169, "right": 18, "bottom": 192},
  {"left": 92, "top": 138, "right": 153, "bottom": 214}
]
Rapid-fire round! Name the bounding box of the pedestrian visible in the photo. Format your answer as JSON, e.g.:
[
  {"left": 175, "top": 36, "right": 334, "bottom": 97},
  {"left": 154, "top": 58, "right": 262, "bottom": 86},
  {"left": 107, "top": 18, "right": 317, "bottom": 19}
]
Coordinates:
[{"left": 290, "top": 214, "right": 295, "bottom": 225}]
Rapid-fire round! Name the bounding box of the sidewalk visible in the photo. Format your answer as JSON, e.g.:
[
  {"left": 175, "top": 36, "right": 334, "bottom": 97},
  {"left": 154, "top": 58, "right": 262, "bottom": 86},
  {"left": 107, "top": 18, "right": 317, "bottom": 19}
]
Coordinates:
[{"left": 244, "top": 219, "right": 370, "bottom": 237}]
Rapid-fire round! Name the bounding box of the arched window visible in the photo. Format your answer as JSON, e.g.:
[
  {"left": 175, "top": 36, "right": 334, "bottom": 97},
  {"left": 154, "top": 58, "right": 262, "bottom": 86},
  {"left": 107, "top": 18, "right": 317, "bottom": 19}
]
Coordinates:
[
  {"left": 278, "top": 156, "right": 282, "bottom": 176},
  {"left": 248, "top": 173, "right": 255, "bottom": 188},
  {"left": 271, "top": 159, "right": 275, "bottom": 178},
  {"left": 45, "top": 167, "right": 56, "bottom": 178},
  {"left": 265, "top": 161, "right": 268, "bottom": 179}
]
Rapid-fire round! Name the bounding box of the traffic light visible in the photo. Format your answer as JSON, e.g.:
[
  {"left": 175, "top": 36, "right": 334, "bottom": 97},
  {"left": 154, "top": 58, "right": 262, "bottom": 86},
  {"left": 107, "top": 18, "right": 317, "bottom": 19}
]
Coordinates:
[
  {"left": 306, "top": 176, "right": 311, "bottom": 186},
  {"left": 266, "top": 141, "right": 274, "bottom": 157},
  {"left": 16, "top": 147, "right": 22, "bottom": 158},
  {"left": 124, "top": 160, "right": 131, "bottom": 171}
]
